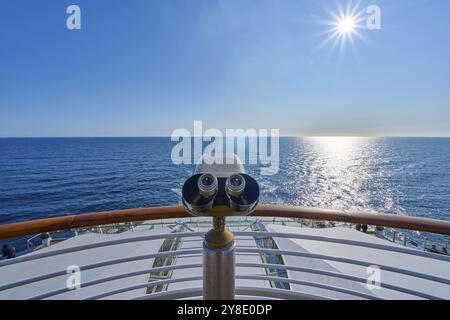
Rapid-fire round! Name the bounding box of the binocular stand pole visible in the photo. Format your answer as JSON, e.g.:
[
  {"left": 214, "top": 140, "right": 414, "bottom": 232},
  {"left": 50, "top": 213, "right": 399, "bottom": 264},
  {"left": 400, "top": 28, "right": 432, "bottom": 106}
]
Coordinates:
[{"left": 203, "top": 216, "right": 236, "bottom": 300}]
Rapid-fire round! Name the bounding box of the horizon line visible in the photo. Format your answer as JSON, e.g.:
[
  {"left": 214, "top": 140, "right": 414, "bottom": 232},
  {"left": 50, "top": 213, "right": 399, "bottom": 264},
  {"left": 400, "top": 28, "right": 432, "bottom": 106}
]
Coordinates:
[{"left": 1, "top": 135, "right": 450, "bottom": 139}]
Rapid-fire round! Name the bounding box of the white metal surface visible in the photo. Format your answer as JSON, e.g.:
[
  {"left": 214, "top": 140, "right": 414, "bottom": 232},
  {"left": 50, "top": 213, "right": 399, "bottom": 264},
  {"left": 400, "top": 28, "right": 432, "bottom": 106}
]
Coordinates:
[{"left": 0, "top": 223, "right": 448, "bottom": 300}]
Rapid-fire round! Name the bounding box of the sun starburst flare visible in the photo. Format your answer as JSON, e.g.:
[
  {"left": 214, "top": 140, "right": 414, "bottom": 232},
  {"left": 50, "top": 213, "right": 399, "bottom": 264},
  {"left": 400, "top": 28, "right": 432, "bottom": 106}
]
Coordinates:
[
  {"left": 337, "top": 16, "right": 357, "bottom": 34},
  {"left": 318, "top": 0, "right": 367, "bottom": 56}
]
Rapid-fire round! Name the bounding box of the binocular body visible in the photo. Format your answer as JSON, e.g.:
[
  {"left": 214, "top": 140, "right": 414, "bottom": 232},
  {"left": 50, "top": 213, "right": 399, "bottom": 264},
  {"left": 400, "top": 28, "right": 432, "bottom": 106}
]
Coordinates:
[{"left": 181, "top": 155, "right": 260, "bottom": 217}]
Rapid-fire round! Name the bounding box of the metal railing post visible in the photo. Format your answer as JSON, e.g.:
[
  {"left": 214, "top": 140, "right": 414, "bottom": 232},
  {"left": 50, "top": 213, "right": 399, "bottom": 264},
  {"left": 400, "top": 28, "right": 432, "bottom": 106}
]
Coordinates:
[{"left": 203, "top": 216, "right": 235, "bottom": 300}]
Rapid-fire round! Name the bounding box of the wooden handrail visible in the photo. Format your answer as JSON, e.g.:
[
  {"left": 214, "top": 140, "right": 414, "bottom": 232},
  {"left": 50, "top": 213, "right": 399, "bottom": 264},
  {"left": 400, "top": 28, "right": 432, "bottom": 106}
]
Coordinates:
[
  {"left": 0, "top": 206, "right": 190, "bottom": 241},
  {"left": 253, "top": 205, "right": 450, "bottom": 236},
  {"left": 0, "top": 205, "right": 449, "bottom": 240}
]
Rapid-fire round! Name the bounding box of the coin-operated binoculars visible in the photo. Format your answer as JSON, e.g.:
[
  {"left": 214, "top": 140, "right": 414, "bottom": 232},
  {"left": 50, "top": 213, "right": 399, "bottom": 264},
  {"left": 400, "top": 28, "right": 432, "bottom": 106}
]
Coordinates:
[{"left": 181, "top": 155, "right": 260, "bottom": 300}]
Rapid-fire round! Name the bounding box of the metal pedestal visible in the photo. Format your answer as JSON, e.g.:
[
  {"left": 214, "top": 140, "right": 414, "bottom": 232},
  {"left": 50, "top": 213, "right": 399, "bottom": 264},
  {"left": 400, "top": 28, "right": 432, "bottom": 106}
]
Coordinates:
[{"left": 202, "top": 216, "right": 236, "bottom": 300}]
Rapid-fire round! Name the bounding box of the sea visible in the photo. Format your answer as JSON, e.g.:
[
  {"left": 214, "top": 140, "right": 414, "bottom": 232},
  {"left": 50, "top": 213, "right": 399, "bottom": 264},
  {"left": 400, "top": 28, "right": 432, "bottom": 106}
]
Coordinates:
[{"left": 1, "top": 137, "right": 449, "bottom": 248}]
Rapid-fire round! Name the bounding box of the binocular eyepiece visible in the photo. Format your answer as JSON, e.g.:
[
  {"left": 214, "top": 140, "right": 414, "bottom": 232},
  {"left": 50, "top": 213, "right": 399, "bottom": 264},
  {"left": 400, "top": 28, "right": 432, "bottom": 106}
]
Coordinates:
[
  {"left": 198, "top": 174, "right": 218, "bottom": 198},
  {"left": 181, "top": 156, "right": 260, "bottom": 216},
  {"left": 226, "top": 174, "right": 246, "bottom": 197}
]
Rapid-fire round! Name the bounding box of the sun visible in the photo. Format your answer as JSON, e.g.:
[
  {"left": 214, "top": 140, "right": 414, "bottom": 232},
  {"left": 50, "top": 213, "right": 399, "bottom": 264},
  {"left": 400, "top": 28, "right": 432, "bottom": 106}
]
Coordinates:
[
  {"left": 337, "top": 16, "right": 357, "bottom": 35},
  {"left": 317, "top": 1, "right": 367, "bottom": 56}
]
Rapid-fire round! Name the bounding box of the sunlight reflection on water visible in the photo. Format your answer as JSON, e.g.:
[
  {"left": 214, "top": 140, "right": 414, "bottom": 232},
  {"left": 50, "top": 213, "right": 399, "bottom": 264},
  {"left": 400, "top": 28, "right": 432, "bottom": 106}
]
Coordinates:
[{"left": 253, "top": 137, "right": 432, "bottom": 218}]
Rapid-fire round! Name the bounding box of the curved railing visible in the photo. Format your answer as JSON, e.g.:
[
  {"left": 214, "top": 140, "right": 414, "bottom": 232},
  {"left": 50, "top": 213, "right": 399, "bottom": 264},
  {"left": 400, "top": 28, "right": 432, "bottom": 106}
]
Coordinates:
[
  {"left": 1, "top": 204, "right": 450, "bottom": 240},
  {"left": 1, "top": 205, "right": 449, "bottom": 300},
  {"left": 0, "top": 231, "right": 449, "bottom": 300}
]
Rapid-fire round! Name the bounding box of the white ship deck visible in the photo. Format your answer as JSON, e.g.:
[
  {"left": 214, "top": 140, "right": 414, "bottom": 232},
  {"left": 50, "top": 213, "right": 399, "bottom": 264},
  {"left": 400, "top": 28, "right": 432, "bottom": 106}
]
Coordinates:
[{"left": 0, "top": 221, "right": 449, "bottom": 300}]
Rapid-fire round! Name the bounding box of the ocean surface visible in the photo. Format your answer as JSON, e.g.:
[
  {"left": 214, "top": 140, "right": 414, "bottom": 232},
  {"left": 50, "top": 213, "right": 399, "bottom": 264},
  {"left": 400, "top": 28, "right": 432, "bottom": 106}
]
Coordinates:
[{"left": 1, "top": 137, "right": 450, "bottom": 243}]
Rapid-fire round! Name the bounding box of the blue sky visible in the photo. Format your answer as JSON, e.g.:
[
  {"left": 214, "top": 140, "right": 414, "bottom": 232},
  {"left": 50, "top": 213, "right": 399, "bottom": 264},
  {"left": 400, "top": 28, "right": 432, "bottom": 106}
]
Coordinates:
[{"left": 0, "top": 0, "right": 449, "bottom": 137}]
